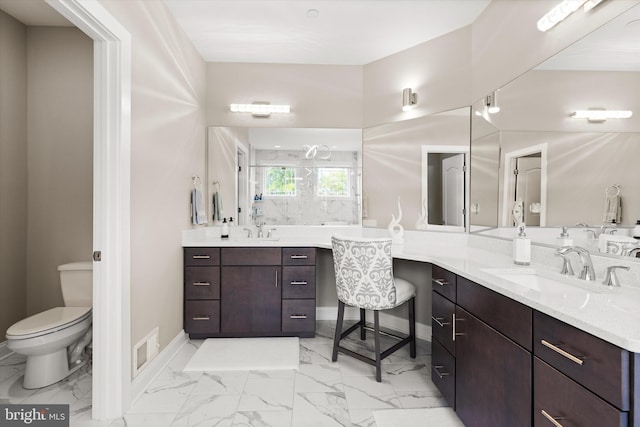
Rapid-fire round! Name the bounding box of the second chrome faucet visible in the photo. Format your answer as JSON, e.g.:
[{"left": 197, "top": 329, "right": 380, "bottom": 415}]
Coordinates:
[{"left": 556, "top": 246, "right": 596, "bottom": 281}]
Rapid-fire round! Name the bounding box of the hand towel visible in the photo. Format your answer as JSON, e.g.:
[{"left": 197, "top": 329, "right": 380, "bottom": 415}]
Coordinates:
[
  {"left": 212, "top": 191, "right": 223, "bottom": 222},
  {"left": 192, "top": 188, "right": 208, "bottom": 225},
  {"left": 603, "top": 194, "right": 621, "bottom": 224}
]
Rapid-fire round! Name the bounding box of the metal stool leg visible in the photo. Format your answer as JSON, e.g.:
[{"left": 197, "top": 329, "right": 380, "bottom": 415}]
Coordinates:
[
  {"left": 409, "top": 297, "right": 416, "bottom": 358},
  {"left": 360, "top": 308, "right": 366, "bottom": 340},
  {"left": 332, "top": 301, "right": 345, "bottom": 362},
  {"left": 374, "top": 310, "right": 382, "bottom": 382}
]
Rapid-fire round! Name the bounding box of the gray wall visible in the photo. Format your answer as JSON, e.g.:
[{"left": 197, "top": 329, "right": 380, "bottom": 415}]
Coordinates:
[
  {"left": 25, "top": 27, "right": 93, "bottom": 315},
  {"left": 0, "top": 10, "right": 27, "bottom": 338}
]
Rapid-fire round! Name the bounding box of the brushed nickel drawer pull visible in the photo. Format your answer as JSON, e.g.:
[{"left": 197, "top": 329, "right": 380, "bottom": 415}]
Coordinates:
[
  {"left": 433, "top": 278, "right": 448, "bottom": 286},
  {"left": 540, "top": 409, "right": 565, "bottom": 427},
  {"left": 431, "top": 365, "right": 450, "bottom": 379},
  {"left": 192, "top": 316, "right": 210, "bottom": 321},
  {"left": 290, "top": 314, "right": 308, "bottom": 319},
  {"left": 453, "top": 314, "right": 465, "bottom": 341},
  {"left": 275, "top": 269, "right": 278, "bottom": 288},
  {"left": 431, "top": 316, "right": 450, "bottom": 327},
  {"left": 290, "top": 255, "right": 308, "bottom": 259},
  {"left": 541, "top": 340, "right": 584, "bottom": 366},
  {"left": 290, "top": 281, "right": 308, "bottom": 285},
  {"left": 192, "top": 255, "right": 211, "bottom": 259},
  {"left": 192, "top": 282, "right": 211, "bottom": 286}
]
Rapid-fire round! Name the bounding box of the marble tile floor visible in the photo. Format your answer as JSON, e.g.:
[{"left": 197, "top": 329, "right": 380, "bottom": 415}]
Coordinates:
[{"left": 0, "top": 321, "right": 449, "bottom": 426}]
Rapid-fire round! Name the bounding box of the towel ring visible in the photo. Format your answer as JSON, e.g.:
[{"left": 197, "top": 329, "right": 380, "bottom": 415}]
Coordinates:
[
  {"left": 606, "top": 184, "right": 620, "bottom": 197},
  {"left": 213, "top": 181, "right": 220, "bottom": 191}
]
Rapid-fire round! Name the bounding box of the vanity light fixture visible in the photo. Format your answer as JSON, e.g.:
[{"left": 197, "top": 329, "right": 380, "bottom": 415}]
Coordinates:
[
  {"left": 402, "top": 88, "right": 417, "bottom": 112},
  {"left": 537, "top": 0, "right": 607, "bottom": 32},
  {"left": 570, "top": 109, "right": 633, "bottom": 123},
  {"left": 485, "top": 91, "right": 500, "bottom": 114},
  {"left": 229, "top": 103, "right": 291, "bottom": 117}
]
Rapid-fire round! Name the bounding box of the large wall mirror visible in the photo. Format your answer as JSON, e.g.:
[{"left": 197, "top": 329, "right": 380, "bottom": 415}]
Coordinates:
[
  {"left": 470, "top": 3, "right": 640, "bottom": 259},
  {"left": 206, "top": 127, "right": 362, "bottom": 227},
  {"left": 362, "top": 107, "right": 471, "bottom": 232}
]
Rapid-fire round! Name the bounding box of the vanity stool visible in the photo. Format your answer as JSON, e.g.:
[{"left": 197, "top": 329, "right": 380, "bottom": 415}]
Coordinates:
[{"left": 330, "top": 236, "right": 416, "bottom": 382}]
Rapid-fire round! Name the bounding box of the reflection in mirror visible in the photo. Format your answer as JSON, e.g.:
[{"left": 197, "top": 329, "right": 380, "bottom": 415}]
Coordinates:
[
  {"left": 207, "top": 127, "right": 362, "bottom": 226},
  {"left": 362, "top": 107, "right": 471, "bottom": 231},
  {"left": 469, "top": 4, "right": 640, "bottom": 259}
]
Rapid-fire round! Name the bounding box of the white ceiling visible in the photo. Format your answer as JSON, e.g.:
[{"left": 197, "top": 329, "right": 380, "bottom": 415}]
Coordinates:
[
  {"left": 0, "top": 0, "right": 71, "bottom": 26},
  {"left": 162, "top": 0, "right": 490, "bottom": 65}
]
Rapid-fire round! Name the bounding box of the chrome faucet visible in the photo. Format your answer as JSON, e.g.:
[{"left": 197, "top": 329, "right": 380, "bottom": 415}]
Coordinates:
[
  {"left": 600, "top": 224, "right": 618, "bottom": 235},
  {"left": 603, "top": 265, "right": 630, "bottom": 287},
  {"left": 556, "top": 246, "right": 596, "bottom": 281},
  {"left": 243, "top": 227, "right": 253, "bottom": 238},
  {"left": 627, "top": 247, "right": 640, "bottom": 258},
  {"left": 267, "top": 228, "right": 276, "bottom": 239},
  {"left": 256, "top": 223, "right": 264, "bottom": 238}
]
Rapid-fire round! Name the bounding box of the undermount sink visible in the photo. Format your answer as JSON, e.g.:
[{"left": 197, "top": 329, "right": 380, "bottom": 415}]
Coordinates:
[
  {"left": 480, "top": 267, "right": 614, "bottom": 296},
  {"left": 225, "top": 237, "right": 280, "bottom": 243}
]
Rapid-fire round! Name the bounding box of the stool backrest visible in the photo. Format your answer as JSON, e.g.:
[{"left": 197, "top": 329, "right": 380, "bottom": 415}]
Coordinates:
[{"left": 331, "top": 236, "right": 397, "bottom": 310}]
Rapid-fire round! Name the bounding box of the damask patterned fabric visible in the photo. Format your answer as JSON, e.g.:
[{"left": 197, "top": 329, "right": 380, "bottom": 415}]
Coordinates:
[{"left": 331, "top": 236, "right": 406, "bottom": 310}]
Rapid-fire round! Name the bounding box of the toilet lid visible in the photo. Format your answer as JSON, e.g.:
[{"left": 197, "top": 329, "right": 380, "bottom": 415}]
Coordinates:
[{"left": 6, "top": 307, "right": 92, "bottom": 338}]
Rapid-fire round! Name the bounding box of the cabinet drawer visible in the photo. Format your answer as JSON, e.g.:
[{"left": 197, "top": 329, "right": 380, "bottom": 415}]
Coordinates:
[
  {"left": 184, "top": 248, "right": 220, "bottom": 266},
  {"left": 432, "top": 338, "right": 455, "bottom": 409},
  {"left": 457, "top": 276, "right": 532, "bottom": 351},
  {"left": 184, "top": 267, "right": 220, "bottom": 299},
  {"left": 282, "top": 266, "right": 316, "bottom": 299},
  {"left": 534, "top": 311, "right": 629, "bottom": 410},
  {"left": 221, "top": 248, "right": 281, "bottom": 265},
  {"left": 432, "top": 291, "right": 455, "bottom": 356},
  {"left": 282, "top": 247, "right": 316, "bottom": 265},
  {"left": 282, "top": 299, "right": 316, "bottom": 332},
  {"left": 432, "top": 265, "right": 456, "bottom": 302},
  {"left": 184, "top": 300, "right": 220, "bottom": 334},
  {"left": 534, "top": 357, "right": 627, "bottom": 426}
]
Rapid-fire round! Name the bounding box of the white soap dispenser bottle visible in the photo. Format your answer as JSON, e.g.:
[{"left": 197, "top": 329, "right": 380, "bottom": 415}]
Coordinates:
[
  {"left": 221, "top": 217, "right": 229, "bottom": 239},
  {"left": 557, "top": 226, "right": 573, "bottom": 247},
  {"left": 513, "top": 225, "right": 531, "bottom": 266}
]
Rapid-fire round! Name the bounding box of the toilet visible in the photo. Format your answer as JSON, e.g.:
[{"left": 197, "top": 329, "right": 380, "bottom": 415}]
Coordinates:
[{"left": 6, "top": 262, "right": 93, "bottom": 389}]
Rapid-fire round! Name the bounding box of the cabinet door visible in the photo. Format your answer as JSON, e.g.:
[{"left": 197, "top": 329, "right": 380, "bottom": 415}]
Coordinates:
[
  {"left": 534, "top": 357, "right": 627, "bottom": 427},
  {"left": 455, "top": 306, "right": 532, "bottom": 427},
  {"left": 221, "top": 266, "right": 281, "bottom": 334}
]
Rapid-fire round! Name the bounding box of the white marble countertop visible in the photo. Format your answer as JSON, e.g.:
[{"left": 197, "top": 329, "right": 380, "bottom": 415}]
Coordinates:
[{"left": 183, "top": 226, "right": 640, "bottom": 353}]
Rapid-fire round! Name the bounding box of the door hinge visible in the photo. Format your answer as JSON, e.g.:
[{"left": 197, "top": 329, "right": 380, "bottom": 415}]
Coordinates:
[
  {"left": 513, "top": 168, "right": 519, "bottom": 176},
  {"left": 238, "top": 166, "right": 242, "bottom": 172},
  {"left": 93, "top": 251, "right": 102, "bottom": 262},
  {"left": 463, "top": 165, "right": 467, "bottom": 172}
]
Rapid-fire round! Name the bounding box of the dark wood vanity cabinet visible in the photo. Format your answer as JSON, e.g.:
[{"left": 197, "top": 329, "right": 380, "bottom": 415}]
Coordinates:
[
  {"left": 432, "top": 267, "right": 532, "bottom": 425},
  {"left": 184, "top": 246, "right": 316, "bottom": 338},
  {"left": 183, "top": 248, "right": 221, "bottom": 335},
  {"left": 533, "top": 311, "right": 633, "bottom": 426},
  {"left": 431, "top": 265, "right": 639, "bottom": 427}
]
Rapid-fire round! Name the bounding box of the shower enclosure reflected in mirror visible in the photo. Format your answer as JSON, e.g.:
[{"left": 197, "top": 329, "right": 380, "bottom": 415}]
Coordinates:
[{"left": 206, "top": 127, "right": 362, "bottom": 226}]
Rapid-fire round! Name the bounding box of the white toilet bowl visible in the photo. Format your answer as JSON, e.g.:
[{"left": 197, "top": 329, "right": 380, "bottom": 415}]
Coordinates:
[{"left": 7, "top": 307, "right": 92, "bottom": 389}]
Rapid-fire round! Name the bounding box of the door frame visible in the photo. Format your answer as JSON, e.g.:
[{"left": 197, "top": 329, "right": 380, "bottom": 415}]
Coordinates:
[
  {"left": 421, "top": 145, "right": 469, "bottom": 232},
  {"left": 501, "top": 143, "right": 547, "bottom": 227},
  {"left": 46, "top": 0, "right": 131, "bottom": 420}
]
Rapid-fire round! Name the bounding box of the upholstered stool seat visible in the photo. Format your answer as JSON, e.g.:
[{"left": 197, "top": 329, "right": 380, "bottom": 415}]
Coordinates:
[{"left": 330, "top": 236, "right": 417, "bottom": 382}]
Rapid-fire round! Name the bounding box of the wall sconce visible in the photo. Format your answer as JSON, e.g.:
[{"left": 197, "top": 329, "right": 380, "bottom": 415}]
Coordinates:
[
  {"left": 229, "top": 102, "right": 291, "bottom": 117},
  {"left": 485, "top": 91, "right": 500, "bottom": 114},
  {"left": 570, "top": 109, "right": 633, "bottom": 123},
  {"left": 537, "top": 0, "right": 607, "bottom": 32},
  {"left": 402, "top": 88, "right": 417, "bottom": 112}
]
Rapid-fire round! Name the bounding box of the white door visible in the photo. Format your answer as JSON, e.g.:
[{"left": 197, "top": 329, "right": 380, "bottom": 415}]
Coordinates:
[
  {"left": 442, "top": 154, "right": 465, "bottom": 226},
  {"left": 514, "top": 156, "right": 541, "bottom": 226}
]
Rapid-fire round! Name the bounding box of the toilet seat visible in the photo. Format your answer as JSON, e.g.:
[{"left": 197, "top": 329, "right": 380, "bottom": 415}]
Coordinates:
[{"left": 6, "top": 307, "right": 92, "bottom": 340}]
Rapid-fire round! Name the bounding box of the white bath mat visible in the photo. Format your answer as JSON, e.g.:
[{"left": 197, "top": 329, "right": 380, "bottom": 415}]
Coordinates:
[
  {"left": 374, "top": 407, "right": 464, "bottom": 427},
  {"left": 183, "top": 337, "right": 299, "bottom": 372}
]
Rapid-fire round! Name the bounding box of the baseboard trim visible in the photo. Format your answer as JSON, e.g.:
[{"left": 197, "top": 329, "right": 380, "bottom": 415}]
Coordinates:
[
  {"left": 131, "top": 330, "right": 188, "bottom": 403},
  {"left": 316, "top": 306, "right": 432, "bottom": 341},
  {"left": 0, "top": 341, "right": 12, "bottom": 361}
]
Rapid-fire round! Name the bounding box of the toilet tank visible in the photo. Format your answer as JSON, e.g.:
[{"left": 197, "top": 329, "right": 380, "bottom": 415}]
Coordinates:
[{"left": 59, "top": 262, "right": 93, "bottom": 307}]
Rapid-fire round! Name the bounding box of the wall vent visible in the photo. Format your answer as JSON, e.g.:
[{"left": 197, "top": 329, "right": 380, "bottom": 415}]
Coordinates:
[{"left": 132, "top": 327, "right": 160, "bottom": 377}]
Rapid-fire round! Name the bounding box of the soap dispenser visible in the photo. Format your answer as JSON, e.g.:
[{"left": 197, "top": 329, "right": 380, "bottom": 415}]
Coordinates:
[
  {"left": 221, "top": 218, "right": 229, "bottom": 239},
  {"left": 557, "top": 226, "right": 573, "bottom": 246},
  {"left": 634, "top": 220, "right": 640, "bottom": 240},
  {"left": 513, "top": 225, "right": 531, "bottom": 266}
]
